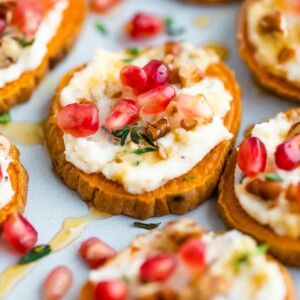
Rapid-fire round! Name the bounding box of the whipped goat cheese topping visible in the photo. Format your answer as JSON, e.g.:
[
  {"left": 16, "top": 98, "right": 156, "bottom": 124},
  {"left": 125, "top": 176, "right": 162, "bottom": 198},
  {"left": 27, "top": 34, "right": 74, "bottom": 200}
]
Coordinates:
[
  {"left": 60, "top": 44, "right": 233, "bottom": 194},
  {"left": 89, "top": 230, "right": 286, "bottom": 300},
  {"left": 247, "top": 0, "right": 300, "bottom": 82},
  {"left": 0, "top": 0, "right": 68, "bottom": 88},
  {"left": 235, "top": 112, "right": 300, "bottom": 238},
  {"left": 0, "top": 136, "right": 15, "bottom": 209}
]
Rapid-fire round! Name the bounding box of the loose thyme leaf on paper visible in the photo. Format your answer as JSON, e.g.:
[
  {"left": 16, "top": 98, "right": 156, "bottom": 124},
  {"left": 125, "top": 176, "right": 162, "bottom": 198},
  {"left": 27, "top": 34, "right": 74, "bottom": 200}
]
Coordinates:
[
  {"left": 133, "top": 222, "right": 161, "bottom": 230},
  {"left": 19, "top": 245, "right": 52, "bottom": 265},
  {"left": 0, "top": 112, "right": 11, "bottom": 124},
  {"left": 95, "top": 22, "right": 107, "bottom": 35}
]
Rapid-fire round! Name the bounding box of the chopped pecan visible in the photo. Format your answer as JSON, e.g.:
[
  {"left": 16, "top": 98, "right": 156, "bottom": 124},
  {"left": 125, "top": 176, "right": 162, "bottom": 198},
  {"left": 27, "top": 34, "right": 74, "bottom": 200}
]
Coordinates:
[
  {"left": 144, "top": 118, "right": 171, "bottom": 141},
  {"left": 245, "top": 179, "right": 282, "bottom": 200},
  {"left": 278, "top": 46, "right": 295, "bottom": 64},
  {"left": 157, "top": 143, "right": 168, "bottom": 160},
  {"left": 0, "top": 37, "right": 20, "bottom": 69},
  {"left": 260, "top": 11, "right": 286, "bottom": 34},
  {"left": 285, "top": 184, "right": 300, "bottom": 212},
  {"left": 164, "top": 41, "right": 182, "bottom": 56},
  {"left": 104, "top": 81, "right": 122, "bottom": 98},
  {"left": 180, "top": 119, "right": 198, "bottom": 131},
  {"left": 287, "top": 122, "right": 300, "bottom": 139},
  {"left": 179, "top": 64, "right": 205, "bottom": 88}
]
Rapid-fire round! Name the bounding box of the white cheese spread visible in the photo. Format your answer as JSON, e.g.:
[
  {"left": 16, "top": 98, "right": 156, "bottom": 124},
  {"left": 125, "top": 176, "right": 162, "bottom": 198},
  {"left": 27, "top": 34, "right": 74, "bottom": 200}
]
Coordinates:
[
  {"left": 235, "top": 112, "right": 300, "bottom": 238},
  {"left": 247, "top": 0, "right": 300, "bottom": 83},
  {"left": 0, "top": 0, "right": 68, "bottom": 88},
  {"left": 60, "top": 44, "right": 233, "bottom": 194},
  {"left": 0, "top": 135, "right": 15, "bottom": 209},
  {"left": 89, "top": 229, "right": 286, "bottom": 300}
]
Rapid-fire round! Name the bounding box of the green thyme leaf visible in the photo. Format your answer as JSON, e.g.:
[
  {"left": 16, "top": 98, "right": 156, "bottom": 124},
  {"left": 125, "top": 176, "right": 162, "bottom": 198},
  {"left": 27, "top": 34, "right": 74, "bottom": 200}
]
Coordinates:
[
  {"left": 121, "top": 128, "right": 130, "bottom": 146},
  {"left": 164, "top": 16, "right": 174, "bottom": 27},
  {"left": 133, "top": 147, "right": 157, "bottom": 155},
  {"left": 18, "top": 38, "right": 35, "bottom": 47},
  {"left": 140, "top": 133, "right": 156, "bottom": 148},
  {"left": 121, "top": 57, "right": 134, "bottom": 63},
  {"left": 128, "top": 47, "right": 139, "bottom": 56},
  {"left": 255, "top": 243, "right": 269, "bottom": 255},
  {"left": 130, "top": 126, "right": 142, "bottom": 144},
  {"left": 122, "top": 274, "right": 130, "bottom": 283},
  {"left": 183, "top": 176, "right": 197, "bottom": 182},
  {"left": 166, "top": 26, "right": 186, "bottom": 37},
  {"left": 19, "top": 245, "right": 52, "bottom": 265},
  {"left": 0, "top": 112, "right": 11, "bottom": 124},
  {"left": 133, "top": 222, "right": 161, "bottom": 230},
  {"left": 96, "top": 22, "right": 107, "bottom": 35},
  {"left": 264, "top": 173, "right": 283, "bottom": 182}
]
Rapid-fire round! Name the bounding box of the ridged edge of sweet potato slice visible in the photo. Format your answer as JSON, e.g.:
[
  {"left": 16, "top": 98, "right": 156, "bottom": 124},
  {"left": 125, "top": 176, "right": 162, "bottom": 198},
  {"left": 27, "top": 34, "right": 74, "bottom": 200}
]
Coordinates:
[
  {"left": 0, "top": 0, "right": 87, "bottom": 113},
  {"left": 0, "top": 135, "right": 28, "bottom": 226},
  {"left": 238, "top": 0, "right": 300, "bottom": 102},
  {"left": 218, "top": 108, "right": 300, "bottom": 266},
  {"left": 44, "top": 59, "right": 241, "bottom": 220}
]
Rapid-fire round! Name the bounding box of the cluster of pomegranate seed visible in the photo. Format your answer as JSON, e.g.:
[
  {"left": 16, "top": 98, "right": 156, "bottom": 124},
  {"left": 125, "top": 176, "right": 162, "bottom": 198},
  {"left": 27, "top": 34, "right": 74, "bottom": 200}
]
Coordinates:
[{"left": 125, "top": 13, "right": 165, "bottom": 40}]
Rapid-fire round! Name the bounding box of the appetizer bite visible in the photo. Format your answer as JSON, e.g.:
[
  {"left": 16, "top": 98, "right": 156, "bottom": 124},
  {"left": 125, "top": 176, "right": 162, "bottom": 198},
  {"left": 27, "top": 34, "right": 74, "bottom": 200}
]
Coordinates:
[
  {"left": 238, "top": 0, "right": 300, "bottom": 101},
  {"left": 80, "top": 218, "right": 295, "bottom": 300},
  {"left": 45, "top": 42, "right": 241, "bottom": 219},
  {"left": 0, "top": 0, "right": 86, "bottom": 112},
  {"left": 219, "top": 108, "right": 300, "bottom": 266}
]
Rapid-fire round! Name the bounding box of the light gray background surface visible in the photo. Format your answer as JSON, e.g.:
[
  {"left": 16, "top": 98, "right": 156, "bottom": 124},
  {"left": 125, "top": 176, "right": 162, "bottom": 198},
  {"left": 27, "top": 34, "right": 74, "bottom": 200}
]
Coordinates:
[{"left": 0, "top": 0, "right": 299, "bottom": 299}]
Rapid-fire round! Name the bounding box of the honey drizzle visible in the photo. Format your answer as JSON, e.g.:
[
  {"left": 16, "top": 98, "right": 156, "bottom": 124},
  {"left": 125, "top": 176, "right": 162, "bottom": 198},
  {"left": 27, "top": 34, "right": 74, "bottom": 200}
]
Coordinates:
[
  {"left": 202, "top": 43, "right": 229, "bottom": 61},
  {"left": 0, "top": 207, "right": 110, "bottom": 298},
  {"left": 193, "top": 16, "right": 210, "bottom": 28}
]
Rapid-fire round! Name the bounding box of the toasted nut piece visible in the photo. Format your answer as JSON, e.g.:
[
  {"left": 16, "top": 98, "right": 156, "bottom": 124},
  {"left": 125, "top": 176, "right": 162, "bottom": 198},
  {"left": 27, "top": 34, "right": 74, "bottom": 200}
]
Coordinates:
[
  {"left": 278, "top": 47, "right": 295, "bottom": 64},
  {"left": 287, "top": 122, "right": 300, "bottom": 139},
  {"left": 157, "top": 143, "right": 168, "bottom": 160},
  {"left": 76, "top": 98, "right": 95, "bottom": 105},
  {"left": 245, "top": 179, "right": 282, "bottom": 200},
  {"left": 180, "top": 119, "right": 198, "bottom": 131},
  {"left": 260, "top": 11, "right": 286, "bottom": 34},
  {"left": 165, "top": 41, "right": 182, "bottom": 56},
  {"left": 104, "top": 82, "right": 122, "bottom": 98},
  {"left": 0, "top": 37, "right": 20, "bottom": 69},
  {"left": 137, "top": 286, "right": 177, "bottom": 300},
  {"left": 179, "top": 64, "right": 205, "bottom": 88},
  {"left": 144, "top": 118, "right": 171, "bottom": 141},
  {"left": 115, "top": 157, "right": 123, "bottom": 163},
  {"left": 286, "top": 184, "right": 297, "bottom": 202}
]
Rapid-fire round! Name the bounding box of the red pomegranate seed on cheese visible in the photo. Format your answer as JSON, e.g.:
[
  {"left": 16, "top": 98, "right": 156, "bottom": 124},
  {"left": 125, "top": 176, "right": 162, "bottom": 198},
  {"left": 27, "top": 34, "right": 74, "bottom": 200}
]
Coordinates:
[
  {"left": 3, "top": 211, "right": 38, "bottom": 254},
  {"left": 237, "top": 137, "right": 267, "bottom": 177},
  {"left": 140, "top": 254, "right": 177, "bottom": 282},
  {"left": 105, "top": 99, "right": 139, "bottom": 131},
  {"left": 177, "top": 93, "right": 213, "bottom": 121},
  {"left": 275, "top": 133, "right": 300, "bottom": 171},
  {"left": 143, "top": 60, "right": 169, "bottom": 90},
  {"left": 79, "top": 237, "right": 116, "bottom": 269},
  {"left": 57, "top": 103, "right": 100, "bottom": 138},
  {"left": 90, "top": 0, "right": 120, "bottom": 13},
  {"left": 136, "top": 85, "right": 175, "bottom": 115},
  {"left": 120, "top": 65, "right": 148, "bottom": 93},
  {"left": 125, "top": 13, "right": 165, "bottom": 40},
  {"left": 14, "top": 0, "right": 43, "bottom": 36},
  {"left": 179, "top": 238, "right": 206, "bottom": 271},
  {"left": 95, "top": 280, "right": 128, "bottom": 300},
  {"left": 43, "top": 266, "right": 73, "bottom": 300}
]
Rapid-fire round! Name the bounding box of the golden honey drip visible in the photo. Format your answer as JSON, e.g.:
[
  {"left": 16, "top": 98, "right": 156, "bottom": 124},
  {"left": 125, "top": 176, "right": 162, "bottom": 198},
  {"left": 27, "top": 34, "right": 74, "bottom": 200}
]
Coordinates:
[
  {"left": 0, "top": 207, "right": 111, "bottom": 298},
  {"left": 202, "top": 43, "right": 229, "bottom": 61},
  {"left": 0, "top": 121, "right": 44, "bottom": 146},
  {"left": 193, "top": 16, "right": 210, "bottom": 28}
]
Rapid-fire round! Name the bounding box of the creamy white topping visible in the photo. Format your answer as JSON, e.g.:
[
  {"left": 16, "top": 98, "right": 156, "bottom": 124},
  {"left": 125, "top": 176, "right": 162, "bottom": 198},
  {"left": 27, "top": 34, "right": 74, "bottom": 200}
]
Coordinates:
[
  {"left": 0, "top": 136, "right": 14, "bottom": 209},
  {"left": 247, "top": 0, "right": 300, "bottom": 82},
  {"left": 0, "top": 0, "right": 68, "bottom": 88},
  {"left": 60, "top": 44, "right": 233, "bottom": 194},
  {"left": 89, "top": 229, "right": 286, "bottom": 300},
  {"left": 235, "top": 112, "right": 300, "bottom": 238}
]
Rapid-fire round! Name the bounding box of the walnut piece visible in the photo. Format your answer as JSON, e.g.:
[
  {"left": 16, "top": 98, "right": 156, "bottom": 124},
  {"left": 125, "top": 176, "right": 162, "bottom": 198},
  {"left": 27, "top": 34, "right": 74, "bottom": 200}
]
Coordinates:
[
  {"left": 104, "top": 81, "right": 122, "bottom": 98},
  {"left": 157, "top": 143, "right": 168, "bottom": 160},
  {"left": 164, "top": 41, "right": 182, "bottom": 56},
  {"left": 287, "top": 122, "right": 300, "bottom": 139},
  {"left": 144, "top": 118, "right": 171, "bottom": 141},
  {"left": 260, "top": 11, "right": 286, "bottom": 34},
  {"left": 278, "top": 47, "right": 295, "bottom": 64},
  {"left": 0, "top": 37, "right": 20, "bottom": 69},
  {"left": 179, "top": 64, "right": 205, "bottom": 88},
  {"left": 245, "top": 179, "right": 282, "bottom": 201},
  {"left": 180, "top": 119, "right": 198, "bottom": 131}
]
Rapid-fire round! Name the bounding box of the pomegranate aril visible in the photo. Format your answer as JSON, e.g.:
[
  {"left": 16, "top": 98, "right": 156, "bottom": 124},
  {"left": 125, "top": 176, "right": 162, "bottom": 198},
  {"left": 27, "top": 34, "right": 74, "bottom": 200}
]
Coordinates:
[
  {"left": 43, "top": 266, "right": 73, "bottom": 300},
  {"left": 79, "top": 237, "right": 116, "bottom": 269},
  {"left": 3, "top": 211, "right": 38, "bottom": 254},
  {"left": 120, "top": 65, "right": 147, "bottom": 92},
  {"left": 95, "top": 280, "right": 128, "bottom": 300},
  {"left": 0, "top": 19, "right": 6, "bottom": 35},
  {"left": 125, "top": 13, "right": 165, "bottom": 40},
  {"left": 105, "top": 99, "right": 139, "bottom": 131},
  {"left": 143, "top": 60, "right": 169, "bottom": 90},
  {"left": 177, "top": 93, "right": 213, "bottom": 121},
  {"left": 57, "top": 103, "right": 100, "bottom": 138},
  {"left": 139, "top": 254, "right": 177, "bottom": 282},
  {"left": 179, "top": 238, "right": 206, "bottom": 271},
  {"left": 275, "top": 133, "right": 300, "bottom": 171},
  {"left": 237, "top": 137, "right": 267, "bottom": 177},
  {"left": 136, "top": 84, "right": 175, "bottom": 115},
  {"left": 90, "top": 0, "right": 120, "bottom": 13}
]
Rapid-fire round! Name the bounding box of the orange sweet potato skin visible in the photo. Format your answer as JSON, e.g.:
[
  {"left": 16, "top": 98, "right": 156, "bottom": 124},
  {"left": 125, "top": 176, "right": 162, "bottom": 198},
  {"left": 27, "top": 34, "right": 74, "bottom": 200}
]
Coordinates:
[
  {"left": 0, "top": 0, "right": 87, "bottom": 113},
  {"left": 218, "top": 109, "right": 300, "bottom": 267},
  {"left": 238, "top": 0, "right": 300, "bottom": 102},
  {"left": 0, "top": 136, "right": 28, "bottom": 226},
  {"left": 45, "top": 60, "right": 241, "bottom": 220}
]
